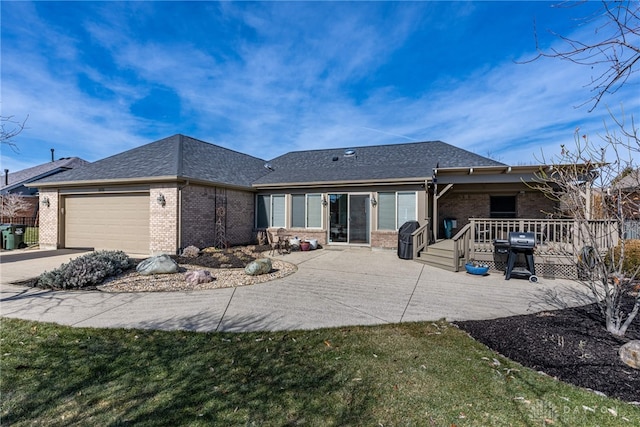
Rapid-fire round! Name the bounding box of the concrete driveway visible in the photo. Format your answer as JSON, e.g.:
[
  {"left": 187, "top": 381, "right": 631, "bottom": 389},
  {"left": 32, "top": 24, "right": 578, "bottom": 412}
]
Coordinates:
[{"left": 0, "top": 247, "right": 593, "bottom": 332}]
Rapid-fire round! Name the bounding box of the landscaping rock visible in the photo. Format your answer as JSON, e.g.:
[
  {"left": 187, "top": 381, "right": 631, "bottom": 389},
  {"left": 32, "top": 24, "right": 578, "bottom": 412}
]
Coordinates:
[
  {"left": 619, "top": 340, "right": 640, "bottom": 370},
  {"left": 244, "top": 258, "right": 272, "bottom": 276},
  {"left": 184, "top": 270, "right": 214, "bottom": 285},
  {"left": 181, "top": 245, "right": 200, "bottom": 258},
  {"left": 136, "top": 255, "right": 178, "bottom": 275}
]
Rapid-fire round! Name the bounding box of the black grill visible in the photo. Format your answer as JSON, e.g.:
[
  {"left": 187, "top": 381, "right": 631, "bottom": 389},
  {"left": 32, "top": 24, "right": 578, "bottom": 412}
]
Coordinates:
[{"left": 496, "top": 232, "right": 538, "bottom": 282}]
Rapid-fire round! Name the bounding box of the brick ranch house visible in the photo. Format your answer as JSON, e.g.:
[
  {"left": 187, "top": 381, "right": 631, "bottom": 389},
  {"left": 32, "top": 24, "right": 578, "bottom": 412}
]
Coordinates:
[{"left": 29, "top": 134, "right": 561, "bottom": 260}]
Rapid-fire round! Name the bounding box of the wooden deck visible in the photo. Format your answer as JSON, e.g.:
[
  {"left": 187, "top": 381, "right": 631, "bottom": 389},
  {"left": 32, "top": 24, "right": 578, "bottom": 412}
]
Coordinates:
[{"left": 414, "top": 218, "right": 619, "bottom": 279}]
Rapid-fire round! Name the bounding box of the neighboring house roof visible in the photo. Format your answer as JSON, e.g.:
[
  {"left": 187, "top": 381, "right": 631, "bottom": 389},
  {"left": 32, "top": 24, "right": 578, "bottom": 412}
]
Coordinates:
[
  {"left": 612, "top": 169, "right": 639, "bottom": 191},
  {"left": 1, "top": 157, "right": 88, "bottom": 195},
  {"left": 31, "top": 135, "right": 269, "bottom": 189},
  {"left": 254, "top": 141, "right": 505, "bottom": 187}
]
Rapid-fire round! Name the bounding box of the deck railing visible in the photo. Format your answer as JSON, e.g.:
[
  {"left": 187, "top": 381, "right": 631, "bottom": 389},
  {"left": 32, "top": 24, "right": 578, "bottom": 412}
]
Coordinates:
[
  {"left": 411, "top": 220, "right": 430, "bottom": 260},
  {"left": 469, "top": 218, "right": 619, "bottom": 256},
  {"left": 451, "top": 223, "right": 472, "bottom": 271}
]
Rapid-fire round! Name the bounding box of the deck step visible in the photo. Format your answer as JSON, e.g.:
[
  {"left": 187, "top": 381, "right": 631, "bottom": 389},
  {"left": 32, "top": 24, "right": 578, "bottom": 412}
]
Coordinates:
[{"left": 415, "top": 251, "right": 465, "bottom": 272}]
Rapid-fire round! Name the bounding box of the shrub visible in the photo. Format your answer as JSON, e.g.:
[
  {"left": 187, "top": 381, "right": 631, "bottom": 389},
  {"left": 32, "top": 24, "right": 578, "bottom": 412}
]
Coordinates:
[
  {"left": 609, "top": 240, "right": 640, "bottom": 278},
  {"left": 38, "top": 251, "right": 132, "bottom": 290}
]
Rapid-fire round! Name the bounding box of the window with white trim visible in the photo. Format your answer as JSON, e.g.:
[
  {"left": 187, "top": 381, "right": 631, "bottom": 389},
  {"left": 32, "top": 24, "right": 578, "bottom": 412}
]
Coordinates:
[
  {"left": 256, "top": 194, "right": 286, "bottom": 228},
  {"left": 291, "top": 193, "right": 322, "bottom": 228},
  {"left": 378, "top": 191, "right": 417, "bottom": 230}
]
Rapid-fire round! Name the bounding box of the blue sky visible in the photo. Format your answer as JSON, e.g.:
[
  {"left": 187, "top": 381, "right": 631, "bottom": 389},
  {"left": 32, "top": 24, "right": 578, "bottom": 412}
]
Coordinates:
[{"left": 2, "top": 1, "right": 638, "bottom": 173}]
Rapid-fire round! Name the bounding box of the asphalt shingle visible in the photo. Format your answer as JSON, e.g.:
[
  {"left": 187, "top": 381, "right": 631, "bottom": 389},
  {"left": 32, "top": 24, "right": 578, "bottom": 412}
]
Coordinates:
[
  {"left": 30, "top": 137, "right": 505, "bottom": 188},
  {"left": 1, "top": 157, "right": 88, "bottom": 194},
  {"left": 32, "top": 135, "right": 269, "bottom": 188},
  {"left": 254, "top": 141, "right": 505, "bottom": 185}
]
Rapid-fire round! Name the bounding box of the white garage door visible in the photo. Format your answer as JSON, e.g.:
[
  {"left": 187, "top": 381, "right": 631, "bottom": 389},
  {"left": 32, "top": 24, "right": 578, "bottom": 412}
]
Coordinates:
[{"left": 65, "top": 194, "right": 150, "bottom": 254}]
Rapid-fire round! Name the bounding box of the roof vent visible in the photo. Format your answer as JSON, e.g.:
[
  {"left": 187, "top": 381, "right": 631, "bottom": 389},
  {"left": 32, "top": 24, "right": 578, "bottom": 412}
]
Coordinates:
[
  {"left": 332, "top": 156, "right": 339, "bottom": 161},
  {"left": 344, "top": 149, "right": 356, "bottom": 157},
  {"left": 264, "top": 163, "right": 274, "bottom": 171}
]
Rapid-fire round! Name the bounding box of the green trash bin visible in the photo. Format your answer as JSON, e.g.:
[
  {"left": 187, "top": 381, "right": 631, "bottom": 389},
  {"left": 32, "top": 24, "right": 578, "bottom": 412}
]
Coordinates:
[
  {"left": 14, "top": 224, "right": 26, "bottom": 248},
  {"left": 2, "top": 225, "right": 15, "bottom": 250}
]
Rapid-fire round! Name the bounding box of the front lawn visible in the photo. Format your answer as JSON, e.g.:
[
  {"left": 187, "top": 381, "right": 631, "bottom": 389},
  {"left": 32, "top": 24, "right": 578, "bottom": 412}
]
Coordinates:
[{"left": 2, "top": 318, "right": 638, "bottom": 426}]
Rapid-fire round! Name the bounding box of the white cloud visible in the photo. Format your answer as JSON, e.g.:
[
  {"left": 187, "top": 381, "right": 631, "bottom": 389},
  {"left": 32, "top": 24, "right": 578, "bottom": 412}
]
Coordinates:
[{"left": 1, "top": 1, "right": 638, "bottom": 174}]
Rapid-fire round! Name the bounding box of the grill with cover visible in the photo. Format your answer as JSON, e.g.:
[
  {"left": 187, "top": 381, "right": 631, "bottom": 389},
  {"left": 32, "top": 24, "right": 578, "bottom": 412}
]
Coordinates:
[{"left": 505, "top": 232, "right": 538, "bottom": 282}]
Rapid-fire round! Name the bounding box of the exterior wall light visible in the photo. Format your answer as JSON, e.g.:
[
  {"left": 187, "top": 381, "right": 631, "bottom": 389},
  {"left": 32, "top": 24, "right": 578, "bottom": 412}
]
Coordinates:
[
  {"left": 157, "top": 193, "right": 166, "bottom": 207},
  {"left": 41, "top": 196, "right": 50, "bottom": 208}
]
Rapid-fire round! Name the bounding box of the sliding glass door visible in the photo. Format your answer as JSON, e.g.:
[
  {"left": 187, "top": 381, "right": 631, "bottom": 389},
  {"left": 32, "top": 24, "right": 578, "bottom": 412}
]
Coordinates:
[{"left": 328, "top": 193, "right": 370, "bottom": 244}]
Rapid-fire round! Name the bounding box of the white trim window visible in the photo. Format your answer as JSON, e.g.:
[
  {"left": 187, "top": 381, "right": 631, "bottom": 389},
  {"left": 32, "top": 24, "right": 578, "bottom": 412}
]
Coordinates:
[
  {"left": 291, "top": 193, "right": 322, "bottom": 228},
  {"left": 257, "top": 194, "right": 286, "bottom": 228},
  {"left": 378, "top": 191, "right": 417, "bottom": 230}
]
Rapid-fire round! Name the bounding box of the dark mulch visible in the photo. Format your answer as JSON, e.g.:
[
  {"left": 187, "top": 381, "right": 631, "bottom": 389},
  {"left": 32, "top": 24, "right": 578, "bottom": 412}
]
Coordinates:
[
  {"left": 171, "top": 245, "right": 272, "bottom": 269},
  {"left": 455, "top": 295, "right": 640, "bottom": 403}
]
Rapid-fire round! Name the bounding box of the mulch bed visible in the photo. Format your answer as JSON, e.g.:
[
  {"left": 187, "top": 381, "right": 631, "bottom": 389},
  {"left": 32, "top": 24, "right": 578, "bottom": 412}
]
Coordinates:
[
  {"left": 455, "top": 295, "right": 640, "bottom": 403},
  {"left": 170, "top": 245, "right": 272, "bottom": 269}
]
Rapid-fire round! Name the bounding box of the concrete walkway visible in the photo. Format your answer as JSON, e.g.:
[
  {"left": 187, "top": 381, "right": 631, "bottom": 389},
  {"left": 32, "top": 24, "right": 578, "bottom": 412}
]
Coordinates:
[{"left": 0, "top": 248, "right": 593, "bottom": 332}]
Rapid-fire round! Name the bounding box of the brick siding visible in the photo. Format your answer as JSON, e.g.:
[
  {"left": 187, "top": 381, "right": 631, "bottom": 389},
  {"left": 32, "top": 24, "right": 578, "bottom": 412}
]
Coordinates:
[
  {"left": 150, "top": 185, "right": 178, "bottom": 254},
  {"left": 438, "top": 190, "right": 557, "bottom": 237},
  {"left": 38, "top": 190, "right": 59, "bottom": 250},
  {"left": 180, "top": 185, "right": 255, "bottom": 250},
  {"left": 371, "top": 230, "right": 399, "bottom": 249}
]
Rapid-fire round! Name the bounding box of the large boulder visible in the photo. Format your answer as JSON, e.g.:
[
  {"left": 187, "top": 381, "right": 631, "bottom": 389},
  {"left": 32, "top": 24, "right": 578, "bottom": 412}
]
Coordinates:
[
  {"left": 185, "top": 270, "right": 214, "bottom": 285},
  {"left": 136, "top": 255, "right": 178, "bottom": 276},
  {"left": 619, "top": 340, "right": 640, "bottom": 370},
  {"left": 244, "top": 258, "right": 272, "bottom": 276}
]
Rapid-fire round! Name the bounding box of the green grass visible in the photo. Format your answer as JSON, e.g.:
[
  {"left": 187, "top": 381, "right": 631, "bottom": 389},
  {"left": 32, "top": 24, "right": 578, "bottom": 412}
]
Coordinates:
[{"left": 1, "top": 318, "right": 638, "bottom": 426}]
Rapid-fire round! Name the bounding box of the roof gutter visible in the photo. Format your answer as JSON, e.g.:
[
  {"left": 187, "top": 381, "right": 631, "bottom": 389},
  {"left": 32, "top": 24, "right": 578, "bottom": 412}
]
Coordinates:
[
  {"left": 26, "top": 175, "right": 258, "bottom": 192},
  {"left": 253, "top": 176, "right": 432, "bottom": 190}
]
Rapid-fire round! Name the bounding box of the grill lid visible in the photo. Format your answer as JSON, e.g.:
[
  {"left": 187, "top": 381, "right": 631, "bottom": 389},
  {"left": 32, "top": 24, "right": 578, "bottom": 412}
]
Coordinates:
[{"left": 508, "top": 232, "right": 536, "bottom": 249}]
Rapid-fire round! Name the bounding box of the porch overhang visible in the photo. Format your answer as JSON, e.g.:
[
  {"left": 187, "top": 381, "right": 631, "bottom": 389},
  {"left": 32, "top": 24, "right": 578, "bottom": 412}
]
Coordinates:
[{"left": 433, "top": 165, "right": 550, "bottom": 185}]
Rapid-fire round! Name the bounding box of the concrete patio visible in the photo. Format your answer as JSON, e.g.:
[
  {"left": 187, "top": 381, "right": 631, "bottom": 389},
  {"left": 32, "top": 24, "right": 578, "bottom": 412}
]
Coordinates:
[{"left": 0, "top": 247, "right": 593, "bottom": 332}]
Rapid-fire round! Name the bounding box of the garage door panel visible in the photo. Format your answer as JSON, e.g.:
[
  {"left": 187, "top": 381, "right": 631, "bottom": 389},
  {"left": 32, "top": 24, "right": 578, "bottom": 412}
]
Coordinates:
[{"left": 65, "top": 194, "right": 150, "bottom": 253}]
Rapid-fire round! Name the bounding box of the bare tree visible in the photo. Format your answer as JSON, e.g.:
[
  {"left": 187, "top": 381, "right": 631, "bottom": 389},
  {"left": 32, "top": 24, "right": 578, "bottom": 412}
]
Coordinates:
[
  {"left": 0, "top": 193, "right": 30, "bottom": 222},
  {"left": 529, "top": 0, "right": 640, "bottom": 111},
  {"left": 525, "top": 1, "right": 640, "bottom": 337},
  {"left": 533, "top": 129, "right": 639, "bottom": 337},
  {"left": 1, "top": 115, "right": 28, "bottom": 151}
]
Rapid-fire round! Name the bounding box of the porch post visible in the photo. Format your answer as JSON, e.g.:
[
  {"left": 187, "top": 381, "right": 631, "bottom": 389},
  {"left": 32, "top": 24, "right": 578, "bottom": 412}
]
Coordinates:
[{"left": 433, "top": 183, "right": 453, "bottom": 240}]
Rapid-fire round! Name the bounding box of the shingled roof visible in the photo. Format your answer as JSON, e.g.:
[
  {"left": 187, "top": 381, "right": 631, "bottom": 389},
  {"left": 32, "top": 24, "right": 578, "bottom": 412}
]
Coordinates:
[
  {"left": 32, "top": 135, "right": 269, "bottom": 189},
  {"left": 1, "top": 157, "right": 88, "bottom": 195},
  {"left": 30, "top": 137, "right": 505, "bottom": 189},
  {"left": 253, "top": 141, "right": 505, "bottom": 186}
]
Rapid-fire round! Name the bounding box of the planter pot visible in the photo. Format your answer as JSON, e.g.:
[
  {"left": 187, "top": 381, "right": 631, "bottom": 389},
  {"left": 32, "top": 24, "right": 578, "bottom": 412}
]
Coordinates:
[
  {"left": 465, "top": 263, "right": 489, "bottom": 275},
  {"left": 300, "top": 241, "right": 311, "bottom": 251}
]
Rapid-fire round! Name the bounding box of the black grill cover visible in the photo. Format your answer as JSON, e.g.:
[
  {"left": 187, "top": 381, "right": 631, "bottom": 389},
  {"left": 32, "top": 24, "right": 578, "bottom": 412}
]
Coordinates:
[{"left": 398, "top": 221, "right": 421, "bottom": 259}]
